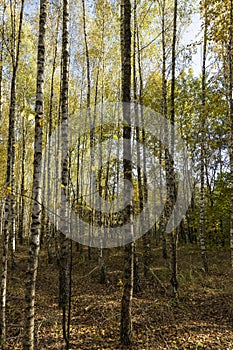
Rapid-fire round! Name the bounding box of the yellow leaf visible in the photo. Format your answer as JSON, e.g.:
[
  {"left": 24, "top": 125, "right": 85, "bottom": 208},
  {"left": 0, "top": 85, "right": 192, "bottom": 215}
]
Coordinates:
[
  {"left": 113, "top": 134, "right": 118, "bottom": 140},
  {"left": 118, "top": 278, "right": 123, "bottom": 287},
  {"left": 6, "top": 187, "right": 11, "bottom": 194},
  {"left": 38, "top": 119, "right": 44, "bottom": 127},
  {"left": 61, "top": 184, "right": 65, "bottom": 188}
]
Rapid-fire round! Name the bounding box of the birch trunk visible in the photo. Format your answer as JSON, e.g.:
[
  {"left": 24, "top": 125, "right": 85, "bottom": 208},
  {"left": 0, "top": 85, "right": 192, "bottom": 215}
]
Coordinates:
[
  {"left": 9, "top": 0, "right": 25, "bottom": 269},
  {"left": 200, "top": 0, "right": 208, "bottom": 273},
  {"left": 18, "top": 110, "right": 26, "bottom": 244},
  {"left": 59, "top": 1, "right": 70, "bottom": 348},
  {"left": 229, "top": 0, "right": 233, "bottom": 268},
  {"left": 0, "top": 1, "right": 5, "bottom": 124},
  {"left": 168, "top": 0, "right": 178, "bottom": 298},
  {"left": 160, "top": 0, "right": 168, "bottom": 259},
  {"left": 0, "top": 0, "right": 24, "bottom": 344},
  {"left": 23, "top": 1, "right": 47, "bottom": 348},
  {"left": 120, "top": 0, "right": 134, "bottom": 345}
]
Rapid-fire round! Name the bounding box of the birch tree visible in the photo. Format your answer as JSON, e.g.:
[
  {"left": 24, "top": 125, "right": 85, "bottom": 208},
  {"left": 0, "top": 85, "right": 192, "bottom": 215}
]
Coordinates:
[
  {"left": 58, "top": 0, "right": 70, "bottom": 348},
  {"left": 120, "top": 0, "right": 134, "bottom": 345},
  {"left": 199, "top": 0, "right": 208, "bottom": 273},
  {"left": 0, "top": 0, "right": 24, "bottom": 344},
  {"left": 167, "top": 0, "right": 178, "bottom": 299},
  {"left": 23, "top": 1, "right": 47, "bottom": 348},
  {"left": 228, "top": 0, "right": 233, "bottom": 268}
]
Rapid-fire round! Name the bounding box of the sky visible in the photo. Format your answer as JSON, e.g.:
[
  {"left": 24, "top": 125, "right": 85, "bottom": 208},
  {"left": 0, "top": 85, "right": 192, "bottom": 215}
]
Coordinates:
[{"left": 182, "top": 13, "right": 203, "bottom": 77}]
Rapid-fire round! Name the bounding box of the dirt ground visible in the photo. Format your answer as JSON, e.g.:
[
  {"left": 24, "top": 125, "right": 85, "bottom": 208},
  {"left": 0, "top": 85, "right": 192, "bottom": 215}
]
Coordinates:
[{"left": 4, "top": 244, "right": 233, "bottom": 349}]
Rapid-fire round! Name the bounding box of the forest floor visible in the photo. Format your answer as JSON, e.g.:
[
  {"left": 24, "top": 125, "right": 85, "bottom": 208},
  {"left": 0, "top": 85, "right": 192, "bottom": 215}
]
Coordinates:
[{"left": 4, "top": 243, "right": 233, "bottom": 349}]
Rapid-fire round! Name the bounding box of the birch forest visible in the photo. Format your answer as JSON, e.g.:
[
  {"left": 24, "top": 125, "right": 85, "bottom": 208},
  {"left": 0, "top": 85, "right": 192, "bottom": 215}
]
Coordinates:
[{"left": 0, "top": 0, "right": 233, "bottom": 349}]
